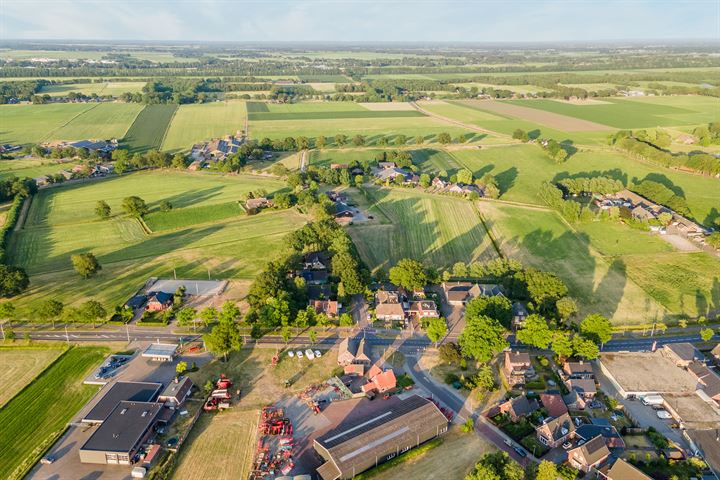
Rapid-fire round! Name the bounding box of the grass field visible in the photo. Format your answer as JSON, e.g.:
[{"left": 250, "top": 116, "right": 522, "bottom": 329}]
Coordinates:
[
  {"left": 0, "top": 103, "right": 96, "bottom": 145},
  {"left": 450, "top": 144, "right": 720, "bottom": 226},
  {"left": 6, "top": 171, "right": 305, "bottom": 313},
  {"left": 308, "top": 148, "right": 384, "bottom": 168},
  {"left": 477, "top": 202, "right": 667, "bottom": 323},
  {"left": 121, "top": 104, "right": 177, "bottom": 153},
  {"left": 49, "top": 102, "right": 145, "bottom": 141},
  {"left": 347, "top": 187, "right": 498, "bottom": 272},
  {"left": 144, "top": 201, "right": 245, "bottom": 232},
  {"left": 0, "top": 346, "right": 107, "bottom": 480},
  {"left": 161, "top": 101, "right": 247, "bottom": 153},
  {"left": 248, "top": 101, "right": 425, "bottom": 121},
  {"left": 0, "top": 346, "right": 66, "bottom": 407},
  {"left": 39, "top": 81, "right": 147, "bottom": 96},
  {"left": 0, "top": 158, "right": 71, "bottom": 181},
  {"left": 574, "top": 221, "right": 675, "bottom": 256},
  {"left": 172, "top": 408, "right": 259, "bottom": 480},
  {"left": 505, "top": 96, "right": 720, "bottom": 129},
  {"left": 411, "top": 149, "right": 464, "bottom": 176}
]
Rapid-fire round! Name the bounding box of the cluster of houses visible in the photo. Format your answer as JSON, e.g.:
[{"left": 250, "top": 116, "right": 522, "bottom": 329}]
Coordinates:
[
  {"left": 326, "top": 191, "right": 357, "bottom": 224},
  {"left": 595, "top": 189, "right": 712, "bottom": 246},
  {"left": 371, "top": 283, "right": 439, "bottom": 328},
  {"left": 0, "top": 143, "right": 21, "bottom": 154},
  {"left": 298, "top": 251, "right": 341, "bottom": 318},
  {"left": 370, "top": 162, "right": 484, "bottom": 198},
  {"left": 189, "top": 132, "right": 245, "bottom": 169},
  {"left": 35, "top": 162, "right": 114, "bottom": 186},
  {"left": 42, "top": 139, "right": 118, "bottom": 156},
  {"left": 336, "top": 337, "right": 398, "bottom": 395}
]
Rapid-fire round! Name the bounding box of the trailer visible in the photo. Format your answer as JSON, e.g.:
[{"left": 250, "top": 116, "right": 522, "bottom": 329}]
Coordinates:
[{"left": 641, "top": 395, "right": 664, "bottom": 406}]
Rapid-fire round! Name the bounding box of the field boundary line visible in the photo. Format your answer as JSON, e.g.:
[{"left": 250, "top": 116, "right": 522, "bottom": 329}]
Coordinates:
[
  {"left": 136, "top": 217, "right": 152, "bottom": 235},
  {"left": 158, "top": 104, "right": 180, "bottom": 151},
  {"left": 13, "top": 194, "right": 32, "bottom": 232},
  {"left": 40, "top": 102, "right": 100, "bottom": 142},
  {"left": 471, "top": 202, "right": 503, "bottom": 259},
  {"left": 0, "top": 345, "right": 69, "bottom": 411}
]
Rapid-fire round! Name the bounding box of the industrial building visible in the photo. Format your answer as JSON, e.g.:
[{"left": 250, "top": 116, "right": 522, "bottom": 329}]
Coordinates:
[
  {"left": 314, "top": 395, "right": 448, "bottom": 480},
  {"left": 82, "top": 381, "right": 163, "bottom": 424}
]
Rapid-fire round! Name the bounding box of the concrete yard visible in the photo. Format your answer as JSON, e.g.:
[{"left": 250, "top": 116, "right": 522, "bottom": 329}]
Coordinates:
[{"left": 599, "top": 352, "right": 698, "bottom": 394}]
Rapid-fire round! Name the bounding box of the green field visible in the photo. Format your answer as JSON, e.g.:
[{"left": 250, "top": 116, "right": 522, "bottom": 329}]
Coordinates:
[
  {"left": 411, "top": 149, "right": 464, "bottom": 176},
  {"left": 308, "top": 149, "right": 384, "bottom": 168},
  {"left": 39, "top": 81, "right": 147, "bottom": 96},
  {"left": 0, "top": 347, "right": 66, "bottom": 407},
  {"left": 144, "top": 201, "right": 246, "bottom": 232},
  {"left": 7, "top": 171, "right": 304, "bottom": 312},
  {"left": 121, "top": 104, "right": 177, "bottom": 153},
  {"left": 505, "top": 96, "right": 720, "bottom": 129},
  {"left": 347, "top": 187, "right": 498, "bottom": 272},
  {"left": 0, "top": 346, "right": 108, "bottom": 480},
  {"left": 161, "top": 101, "right": 247, "bottom": 153},
  {"left": 49, "top": 102, "right": 145, "bottom": 141},
  {"left": 450, "top": 145, "right": 720, "bottom": 226},
  {"left": 477, "top": 202, "right": 667, "bottom": 323},
  {"left": 417, "top": 100, "right": 507, "bottom": 123},
  {"left": 247, "top": 101, "right": 424, "bottom": 120},
  {"left": 0, "top": 158, "right": 71, "bottom": 180},
  {"left": 0, "top": 103, "right": 96, "bottom": 145}
]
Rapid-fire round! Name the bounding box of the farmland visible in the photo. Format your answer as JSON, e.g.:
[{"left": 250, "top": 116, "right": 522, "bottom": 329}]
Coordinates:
[
  {"left": 121, "top": 104, "right": 177, "bottom": 153},
  {"left": 0, "top": 346, "right": 66, "bottom": 407},
  {"left": 0, "top": 158, "right": 70, "bottom": 181},
  {"left": 144, "top": 201, "right": 245, "bottom": 232},
  {"left": 38, "top": 81, "right": 147, "bottom": 96},
  {"left": 6, "top": 171, "right": 304, "bottom": 313},
  {"left": 347, "top": 187, "right": 498, "bottom": 272},
  {"left": 161, "top": 101, "right": 247, "bottom": 153},
  {"left": 247, "top": 101, "right": 424, "bottom": 121},
  {"left": 48, "top": 103, "right": 145, "bottom": 141},
  {"left": 308, "top": 148, "right": 384, "bottom": 168},
  {"left": 0, "top": 346, "right": 108, "bottom": 480}
]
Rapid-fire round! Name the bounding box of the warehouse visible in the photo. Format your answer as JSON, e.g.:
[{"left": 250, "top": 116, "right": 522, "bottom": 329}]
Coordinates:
[
  {"left": 314, "top": 395, "right": 448, "bottom": 480},
  {"left": 79, "top": 401, "right": 164, "bottom": 465},
  {"left": 82, "top": 381, "right": 163, "bottom": 424}
]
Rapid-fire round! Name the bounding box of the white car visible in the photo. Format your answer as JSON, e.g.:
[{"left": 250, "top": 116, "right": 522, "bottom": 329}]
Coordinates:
[
  {"left": 656, "top": 410, "right": 672, "bottom": 420},
  {"left": 288, "top": 351, "right": 295, "bottom": 358},
  {"left": 305, "top": 349, "right": 315, "bottom": 360},
  {"left": 314, "top": 350, "right": 322, "bottom": 358},
  {"left": 296, "top": 351, "right": 304, "bottom": 358}
]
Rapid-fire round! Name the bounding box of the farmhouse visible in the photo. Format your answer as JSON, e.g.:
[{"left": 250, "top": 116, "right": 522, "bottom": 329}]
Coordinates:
[
  {"left": 311, "top": 299, "right": 340, "bottom": 317},
  {"left": 536, "top": 412, "right": 575, "bottom": 448},
  {"left": 190, "top": 133, "right": 243, "bottom": 163},
  {"left": 504, "top": 351, "right": 534, "bottom": 387},
  {"left": 145, "top": 292, "right": 172, "bottom": 312},
  {"left": 82, "top": 381, "right": 163, "bottom": 424},
  {"left": 157, "top": 377, "right": 193, "bottom": 408},
  {"left": 337, "top": 338, "right": 371, "bottom": 367},
  {"left": 567, "top": 435, "right": 611, "bottom": 473},
  {"left": 245, "top": 197, "right": 270, "bottom": 211},
  {"left": 304, "top": 251, "right": 328, "bottom": 270},
  {"left": 313, "top": 395, "right": 448, "bottom": 480},
  {"left": 362, "top": 365, "right": 397, "bottom": 394},
  {"left": 442, "top": 282, "right": 503, "bottom": 305},
  {"left": 79, "top": 401, "right": 164, "bottom": 465}
]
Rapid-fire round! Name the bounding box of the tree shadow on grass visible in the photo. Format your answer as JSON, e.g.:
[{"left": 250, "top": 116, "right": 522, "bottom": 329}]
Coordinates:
[{"left": 496, "top": 167, "right": 518, "bottom": 195}]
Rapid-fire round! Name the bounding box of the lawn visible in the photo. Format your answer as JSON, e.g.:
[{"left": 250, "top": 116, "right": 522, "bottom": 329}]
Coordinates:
[
  {"left": 39, "top": 81, "right": 147, "bottom": 97},
  {"left": 0, "top": 103, "right": 96, "bottom": 145},
  {"left": 161, "top": 101, "right": 247, "bottom": 153},
  {"left": 308, "top": 148, "right": 385, "bottom": 168},
  {"left": 411, "top": 149, "right": 464, "bottom": 176},
  {"left": 0, "top": 346, "right": 66, "bottom": 407},
  {"left": 0, "top": 158, "right": 71, "bottom": 181},
  {"left": 575, "top": 221, "right": 675, "bottom": 256},
  {"left": 144, "top": 201, "right": 246, "bottom": 232},
  {"left": 0, "top": 346, "right": 108, "bottom": 480},
  {"left": 48, "top": 102, "right": 145, "bottom": 141},
  {"left": 450, "top": 144, "right": 720, "bottom": 226},
  {"left": 172, "top": 408, "right": 259, "bottom": 480},
  {"left": 347, "top": 187, "right": 498, "bottom": 272},
  {"left": 505, "top": 96, "right": 720, "bottom": 129},
  {"left": 477, "top": 202, "right": 667, "bottom": 323},
  {"left": 121, "top": 104, "right": 177, "bottom": 153}
]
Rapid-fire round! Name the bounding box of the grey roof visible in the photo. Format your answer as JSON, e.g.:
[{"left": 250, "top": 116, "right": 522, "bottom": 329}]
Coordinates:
[
  {"left": 664, "top": 342, "right": 703, "bottom": 362},
  {"left": 159, "top": 377, "right": 193, "bottom": 403},
  {"left": 81, "top": 401, "right": 163, "bottom": 454},
  {"left": 83, "top": 382, "right": 162, "bottom": 423},
  {"left": 506, "top": 395, "right": 539, "bottom": 417},
  {"left": 142, "top": 343, "right": 178, "bottom": 359}
]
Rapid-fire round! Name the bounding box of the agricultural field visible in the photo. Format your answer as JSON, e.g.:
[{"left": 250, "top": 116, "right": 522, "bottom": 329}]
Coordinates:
[
  {"left": 48, "top": 102, "right": 145, "bottom": 141},
  {"left": 504, "top": 96, "right": 720, "bottom": 129},
  {"left": 6, "top": 171, "right": 305, "bottom": 313},
  {"left": 450, "top": 144, "right": 720, "bottom": 226},
  {"left": 121, "top": 104, "right": 177, "bottom": 153},
  {"left": 0, "top": 346, "right": 108, "bottom": 480},
  {"left": 0, "top": 158, "right": 70, "bottom": 181},
  {"left": 347, "top": 187, "right": 498, "bottom": 272},
  {"left": 477, "top": 202, "right": 667, "bottom": 323},
  {"left": 0, "top": 103, "right": 97, "bottom": 145},
  {"left": 411, "top": 149, "right": 464, "bottom": 176},
  {"left": 416, "top": 100, "right": 507, "bottom": 123},
  {"left": 246, "top": 101, "right": 424, "bottom": 121},
  {"left": 308, "top": 148, "right": 384, "bottom": 168},
  {"left": 172, "top": 408, "right": 259, "bottom": 480},
  {"left": 574, "top": 221, "right": 675, "bottom": 256},
  {"left": 161, "top": 101, "right": 247, "bottom": 153},
  {"left": 38, "top": 81, "right": 147, "bottom": 96},
  {"left": 144, "top": 201, "right": 245, "bottom": 232},
  {"left": 0, "top": 346, "right": 66, "bottom": 407}
]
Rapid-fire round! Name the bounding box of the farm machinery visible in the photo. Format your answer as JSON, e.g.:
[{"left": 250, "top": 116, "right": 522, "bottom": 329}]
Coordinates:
[
  {"left": 250, "top": 406, "right": 296, "bottom": 479},
  {"left": 203, "top": 374, "right": 237, "bottom": 412}
]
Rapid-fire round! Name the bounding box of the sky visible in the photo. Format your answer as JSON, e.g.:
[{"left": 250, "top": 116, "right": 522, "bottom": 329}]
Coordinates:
[{"left": 1, "top": 0, "right": 718, "bottom": 43}]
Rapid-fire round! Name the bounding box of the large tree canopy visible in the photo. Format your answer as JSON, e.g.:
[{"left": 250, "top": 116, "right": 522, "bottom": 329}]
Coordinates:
[
  {"left": 516, "top": 314, "right": 553, "bottom": 349},
  {"left": 388, "top": 258, "right": 428, "bottom": 290},
  {"left": 459, "top": 313, "right": 508, "bottom": 363}
]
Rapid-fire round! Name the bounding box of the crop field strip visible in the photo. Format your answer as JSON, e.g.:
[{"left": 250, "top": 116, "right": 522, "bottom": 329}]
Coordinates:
[
  {"left": 38, "top": 81, "right": 147, "bottom": 97},
  {"left": 121, "top": 103, "right": 178, "bottom": 153},
  {"left": 0, "top": 347, "right": 66, "bottom": 407},
  {"left": 144, "top": 201, "right": 246, "bottom": 232},
  {"left": 161, "top": 101, "right": 247, "bottom": 153},
  {"left": 0, "top": 346, "right": 108, "bottom": 480},
  {"left": 248, "top": 110, "right": 425, "bottom": 121}
]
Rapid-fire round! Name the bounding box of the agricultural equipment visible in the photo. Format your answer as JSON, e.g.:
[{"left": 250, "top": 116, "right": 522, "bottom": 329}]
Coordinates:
[{"left": 216, "top": 374, "right": 232, "bottom": 390}]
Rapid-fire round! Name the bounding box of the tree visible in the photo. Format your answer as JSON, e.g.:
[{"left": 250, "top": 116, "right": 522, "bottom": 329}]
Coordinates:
[
  {"left": 171, "top": 154, "right": 187, "bottom": 169},
  {"left": 461, "top": 418, "right": 474, "bottom": 432},
  {"left": 465, "top": 295, "right": 513, "bottom": 329},
  {"left": 352, "top": 134, "right": 365, "bottom": 147},
  {"left": 309, "top": 329, "right": 318, "bottom": 345},
  {"left": 556, "top": 297, "right": 578, "bottom": 322},
  {"left": 122, "top": 196, "right": 149, "bottom": 217},
  {"left": 0, "top": 302, "right": 16, "bottom": 327},
  {"left": 573, "top": 336, "right": 600, "bottom": 360},
  {"left": 160, "top": 200, "right": 172, "bottom": 212},
  {"left": 459, "top": 314, "right": 508, "bottom": 363},
  {"left": 394, "top": 134, "right": 407, "bottom": 146},
  {"left": 176, "top": 307, "right": 197, "bottom": 328},
  {"left": 700, "top": 328, "right": 715, "bottom": 342},
  {"left": 204, "top": 315, "right": 242, "bottom": 361},
  {"left": 316, "top": 135, "right": 326, "bottom": 148},
  {"left": 80, "top": 300, "right": 106, "bottom": 327},
  {"left": 580, "top": 313, "right": 613, "bottom": 346},
  {"left": 95, "top": 200, "right": 111, "bottom": 219},
  {"left": 200, "top": 306, "right": 218, "bottom": 326},
  {"left": 175, "top": 361, "right": 188, "bottom": 376},
  {"left": 71, "top": 252, "right": 101, "bottom": 279},
  {"left": 334, "top": 134, "right": 347, "bottom": 146},
  {"left": 354, "top": 174, "right": 364, "bottom": 187},
  {"left": 415, "top": 135, "right": 424, "bottom": 145},
  {"left": 516, "top": 314, "right": 553, "bottom": 349},
  {"left": 658, "top": 212, "right": 673, "bottom": 226},
  {"left": 536, "top": 461, "right": 559, "bottom": 480},
  {"left": 457, "top": 169, "right": 473, "bottom": 185},
  {"left": 466, "top": 452, "right": 523, "bottom": 480},
  {"left": 512, "top": 129, "right": 529, "bottom": 142},
  {"left": 475, "top": 364, "right": 496, "bottom": 390},
  {"left": 34, "top": 299, "right": 63, "bottom": 328},
  {"left": 0, "top": 265, "right": 30, "bottom": 297},
  {"left": 437, "top": 132, "right": 452, "bottom": 144},
  {"left": 419, "top": 173, "right": 431, "bottom": 188},
  {"left": 426, "top": 317, "right": 448, "bottom": 344},
  {"left": 388, "top": 258, "right": 427, "bottom": 290},
  {"left": 551, "top": 332, "right": 574, "bottom": 360},
  {"left": 439, "top": 342, "right": 462, "bottom": 364},
  {"left": 339, "top": 313, "right": 353, "bottom": 327},
  {"left": 220, "top": 301, "right": 241, "bottom": 323}
]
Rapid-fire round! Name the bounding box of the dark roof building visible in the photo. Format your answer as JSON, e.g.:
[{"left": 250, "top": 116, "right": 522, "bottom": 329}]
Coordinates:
[
  {"left": 79, "top": 401, "right": 163, "bottom": 465},
  {"left": 314, "top": 395, "right": 448, "bottom": 480},
  {"left": 158, "top": 377, "right": 193, "bottom": 407},
  {"left": 576, "top": 424, "right": 625, "bottom": 449},
  {"left": 567, "top": 434, "right": 611, "bottom": 472},
  {"left": 82, "top": 381, "right": 163, "bottom": 424}
]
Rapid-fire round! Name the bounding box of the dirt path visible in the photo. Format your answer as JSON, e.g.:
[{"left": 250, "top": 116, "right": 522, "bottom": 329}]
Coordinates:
[
  {"left": 13, "top": 196, "right": 31, "bottom": 232},
  {"left": 410, "top": 101, "right": 511, "bottom": 139},
  {"left": 300, "top": 149, "right": 307, "bottom": 172}
]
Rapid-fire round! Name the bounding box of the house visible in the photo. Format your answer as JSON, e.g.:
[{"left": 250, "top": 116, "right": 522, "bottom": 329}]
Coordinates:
[
  {"left": 300, "top": 269, "right": 329, "bottom": 285},
  {"left": 504, "top": 351, "right": 534, "bottom": 387},
  {"left": 566, "top": 378, "right": 597, "bottom": 399},
  {"left": 563, "top": 361, "right": 594, "bottom": 379},
  {"left": 146, "top": 292, "right": 173, "bottom": 311},
  {"left": 330, "top": 163, "right": 349, "bottom": 170},
  {"left": 536, "top": 412, "right": 575, "bottom": 448},
  {"left": 712, "top": 343, "right": 720, "bottom": 362},
  {"left": 375, "top": 303, "right": 405, "bottom": 322},
  {"left": 190, "top": 134, "right": 243, "bottom": 163},
  {"left": 362, "top": 367, "right": 397, "bottom": 394},
  {"left": 311, "top": 299, "right": 340, "bottom": 317},
  {"left": 685, "top": 429, "right": 720, "bottom": 478},
  {"left": 34, "top": 175, "right": 49, "bottom": 187},
  {"left": 125, "top": 294, "right": 147, "bottom": 310},
  {"left": 303, "top": 251, "right": 328, "bottom": 270},
  {"left": 567, "top": 435, "right": 611, "bottom": 473},
  {"left": 377, "top": 161, "right": 396, "bottom": 169},
  {"left": 599, "top": 458, "right": 653, "bottom": 480},
  {"left": 158, "top": 377, "right": 193, "bottom": 408},
  {"left": 576, "top": 421, "right": 625, "bottom": 449},
  {"left": 512, "top": 302, "right": 529, "bottom": 330},
  {"left": 307, "top": 284, "right": 332, "bottom": 300},
  {"left": 374, "top": 167, "right": 411, "bottom": 182},
  {"left": 68, "top": 139, "right": 118, "bottom": 155},
  {"left": 663, "top": 343, "right": 703, "bottom": 367},
  {"left": 407, "top": 301, "right": 439, "bottom": 319},
  {"left": 564, "top": 389, "right": 589, "bottom": 411},
  {"left": 431, "top": 177, "right": 448, "bottom": 189},
  {"left": 539, "top": 392, "right": 569, "bottom": 418},
  {"left": 498, "top": 395, "right": 539, "bottom": 422},
  {"left": 688, "top": 361, "right": 720, "bottom": 403},
  {"left": 337, "top": 338, "right": 371, "bottom": 366},
  {"left": 442, "top": 282, "right": 503, "bottom": 306},
  {"left": 314, "top": 395, "right": 447, "bottom": 480},
  {"left": 79, "top": 401, "right": 164, "bottom": 465},
  {"left": 245, "top": 197, "right": 270, "bottom": 211}
]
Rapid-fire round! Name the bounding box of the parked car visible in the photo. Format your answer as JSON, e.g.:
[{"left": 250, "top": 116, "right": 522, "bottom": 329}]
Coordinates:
[
  {"left": 40, "top": 456, "right": 55, "bottom": 465},
  {"left": 296, "top": 351, "right": 304, "bottom": 358},
  {"left": 305, "top": 349, "right": 315, "bottom": 360},
  {"left": 287, "top": 351, "right": 295, "bottom": 358},
  {"left": 314, "top": 350, "right": 322, "bottom": 358},
  {"left": 513, "top": 446, "right": 527, "bottom": 457},
  {"left": 504, "top": 439, "right": 513, "bottom": 447},
  {"left": 656, "top": 410, "right": 672, "bottom": 420}
]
